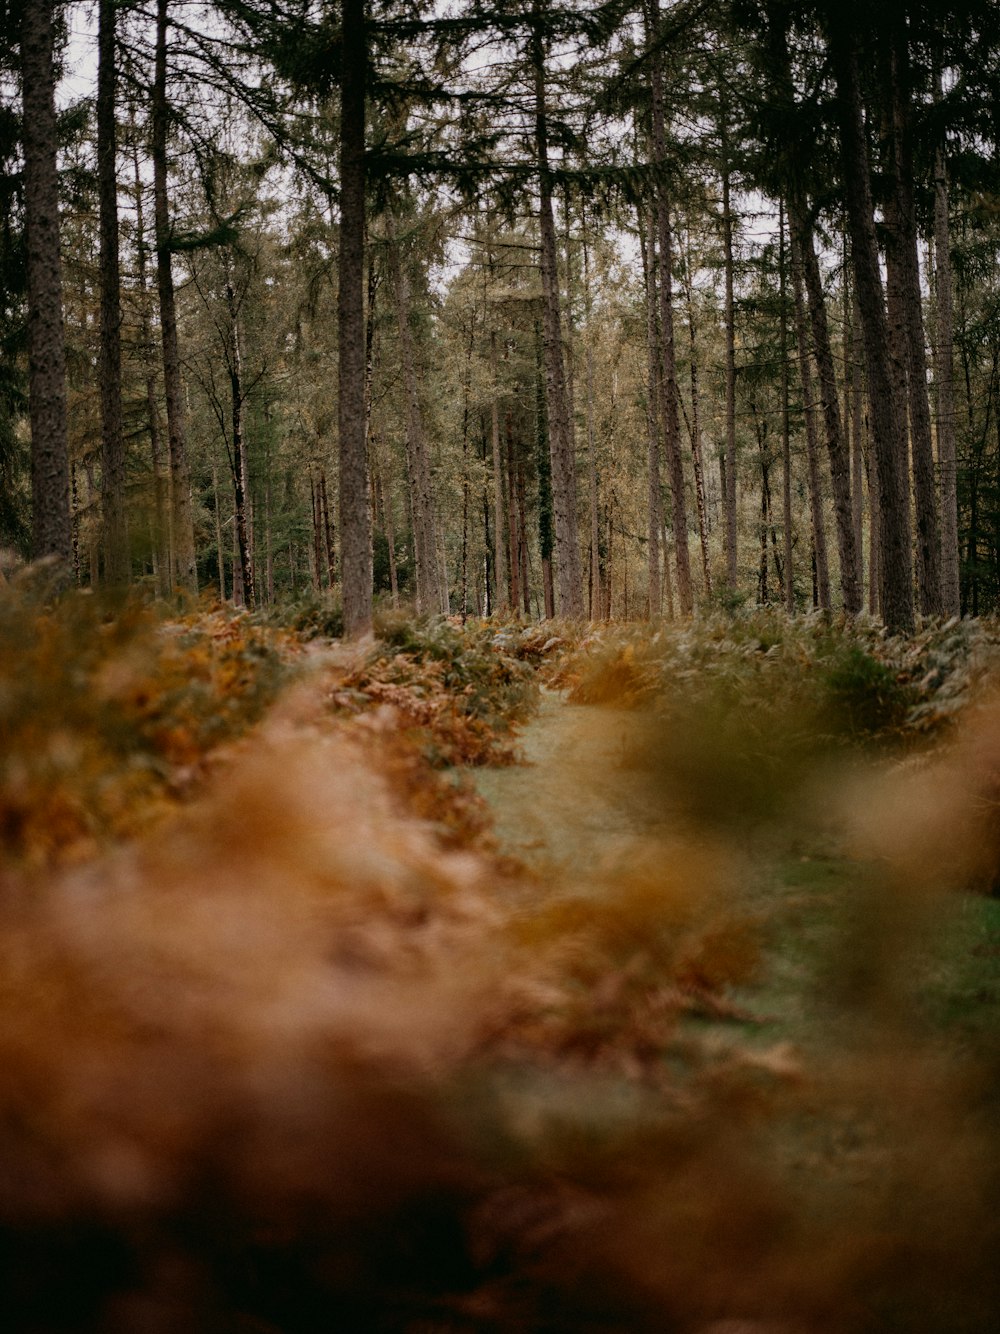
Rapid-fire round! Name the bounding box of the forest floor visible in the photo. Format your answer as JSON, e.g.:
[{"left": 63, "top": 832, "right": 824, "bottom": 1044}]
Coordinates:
[{"left": 2, "top": 590, "right": 1000, "bottom": 1332}]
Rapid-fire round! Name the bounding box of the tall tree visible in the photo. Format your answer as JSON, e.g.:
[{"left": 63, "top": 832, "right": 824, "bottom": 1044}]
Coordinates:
[
  {"left": 385, "top": 205, "right": 444, "bottom": 615},
  {"left": 20, "top": 0, "right": 70, "bottom": 567},
  {"left": 97, "top": 0, "right": 128, "bottom": 584},
  {"left": 338, "top": 0, "right": 372, "bottom": 635},
  {"left": 152, "top": 0, "right": 197, "bottom": 593},
  {"left": 532, "top": 2, "right": 583, "bottom": 617},
  {"left": 824, "top": 6, "right": 913, "bottom": 632},
  {"left": 885, "top": 13, "right": 942, "bottom": 616},
  {"left": 933, "top": 80, "right": 961, "bottom": 617},
  {"left": 645, "top": 0, "right": 693, "bottom": 614}
]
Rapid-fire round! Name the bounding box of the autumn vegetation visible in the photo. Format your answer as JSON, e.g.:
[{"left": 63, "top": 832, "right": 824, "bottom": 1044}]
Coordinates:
[{"left": 3, "top": 0, "right": 1000, "bottom": 1329}]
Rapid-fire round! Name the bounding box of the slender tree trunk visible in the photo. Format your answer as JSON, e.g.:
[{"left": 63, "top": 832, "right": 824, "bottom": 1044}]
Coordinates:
[
  {"left": 21, "top": 0, "right": 71, "bottom": 567},
  {"left": 849, "top": 285, "right": 864, "bottom": 574},
  {"left": 534, "top": 321, "right": 556, "bottom": 618},
  {"left": 682, "top": 226, "right": 712, "bottom": 597},
  {"left": 640, "top": 210, "right": 662, "bottom": 616},
  {"left": 153, "top": 0, "right": 197, "bottom": 593},
  {"left": 489, "top": 330, "right": 509, "bottom": 612},
  {"left": 827, "top": 14, "right": 913, "bottom": 632},
  {"left": 791, "top": 230, "right": 831, "bottom": 611},
  {"left": 532, "top": 9, "right": 583, "bottom": 616},
  {"left": 517, "top": 454, "right": 530, "bottom": 613},
  {"left": 385, "top": 208, "right": 442, "bottom": 614},
  {"left": 582, "top": 207, "right": 601, "bottom": 618},
  {"left": 130, "top": 131, "right": 171, "bottom": 593},
  {"left": 373, "top": 451, "right": 399, "bottom": 609},
  {"left": 780, "top": 203, "right": 795, "bottom": 613},
  {"left": 505, "top": 409, "right": 520, "bottom": 610},
  {"left": 791, "top": 198, "right": 862, "bottom": 613},
  {"left": 319, "top": 472, "right": 335, "bottom": 587},
  {"left": 97, "top": 0, "right": 128, "bottom": 585},
  {"left": 888, "top": 28, "right": 942, "bottom": 616},
  {"left": 721, "top": 113, "right": 739, "bottom": 591},
  {"left": 645, "top": 1, "right": 693, "bottom": 614},
  {"left": 224, "top": 266, "right": 254, "bottom": 609},
  {"left": 212, "top": 461, "right": 225, "bottom": 601},
  {"left": 338, "top": 0, "right": 371, "bottom": 635},
  {"left": 933, "top": 91, "right": 961, "bottom": 617}
]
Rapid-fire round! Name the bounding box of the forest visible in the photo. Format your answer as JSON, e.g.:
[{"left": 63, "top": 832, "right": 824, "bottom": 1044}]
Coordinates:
[
  {"left": 3, "top": 0, "right": 1000, "bottom": 626},
  {"left": 2, "top": 0, "right": 1000, "bottom": 1331}
]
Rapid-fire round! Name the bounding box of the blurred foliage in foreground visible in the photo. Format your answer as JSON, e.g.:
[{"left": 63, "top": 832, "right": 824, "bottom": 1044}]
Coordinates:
[{"left": 0, "top": 593, "right": 998, "bottom": 1332}]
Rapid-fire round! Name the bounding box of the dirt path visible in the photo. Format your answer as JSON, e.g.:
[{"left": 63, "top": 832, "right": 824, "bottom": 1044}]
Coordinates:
[{"left": 473, "top": 688, "right": 668, "bottom": 881}]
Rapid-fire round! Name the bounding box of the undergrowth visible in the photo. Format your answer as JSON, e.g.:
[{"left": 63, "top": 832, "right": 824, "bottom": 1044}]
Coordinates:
[
  {"left": 0, "top": 582, "right": 295, "bottom": 868},
  {"left": 1, "top": 594, "right": 998, "bottom": 1332}
]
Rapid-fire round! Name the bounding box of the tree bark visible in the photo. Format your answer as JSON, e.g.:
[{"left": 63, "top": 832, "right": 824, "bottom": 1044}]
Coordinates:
[
  {"left": 224, "top": 263, "right": 254, "bottom": 609},
  {"left": 791, "top": 199, "right": 862, "bottom": 613},
  {"left": 888, "top": 25, "right": 942, "bottom": 616},
  {"left": 681, "top": 226, "right": 712, "bottom": 598},
  {"left": 386, "top": 207, "right": 443, "bottom": 614},
  {"left": 721, "top": 108, "right": 738, "bottom": 591},
  {"left": 640, "top": 209, "right": 662, "bottom": 616},
  {"left": 489, "top": 329, "right": 509, "bottom": 612},
  {"left": 21, "top": 0, "right": 71, "bottom": 568},
  {"left": 645, "top": 0, "right": 693, "bottom": 614},
  {"left": 153, "top": 0, "right": 197, "bottom": 594},
  {"left": 933, "top": 85, "right": 961, "bottom": 617},
  {"left": 791, "top": 230, "right": 831, "bottom": 612},
  {"left": 97, "top": 0, "right": 128, "bottom": 585},
  {"left": 532, "top": 8, "right": 583, "bottom": 617},
  {"left": 826, "top": 13, "right": 913, "bottom": 632},
  {"left": 130, "top": 130, "right": 171, "bottom": 594},
  {"left": 338, "top": 0, "right": 372, "bottom": 635},
  {"left": 779, "top": 203, "right": 795, "bottom": 613},
  {"left": 581, "top": 208, "right": 601, "bottom": 619},
  {"left": 534, "top": 320, "right": 556, "bottom": 618}
]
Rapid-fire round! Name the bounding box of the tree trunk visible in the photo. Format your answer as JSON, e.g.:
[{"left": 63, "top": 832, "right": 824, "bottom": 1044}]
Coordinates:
[
  {"left": 779, "top": 203, "right": 795, "bottom": 614},
  {"left": 97, "top": 0, "right": 128, "bottom": 585},
  {"left": 532, "top": 8, "right": 583, "bottom": 616},
  {"left": 386, "top": 208, "right": 442, "bottom": 614},
  {"left": 791, "top": 198, "right": 862, "bottom": 613},
  {"left": 153, "top": 0, "right": 197, "bottom": 594},
  {"left": 645, "top": 0, "right": 693, "bottom": 614},
  {"left": 640, "top": 209, "right": 662, "bottom": 616},
  {"left": 224, "top": 266, "right": 254, "bottom": 609},
  {"left": 827, "top": 14, "right": 913, "bottom": 632},
  {"left": 721, "top": 108, "right": 739, "bottom": 591},
  {"left": 534, "top": 321, "right": 556, "bottom": 618},
  {"left": 130, "top": 130, "right": 171, "bottom": 594},
  {"left": 888, "top": 27, "right": 942, "bottom": 616},
  {"left": 489, "top": 330, "right": 509, "bottom": 612},
  {"left": 681, "top": 226, "right": 712, "bottom": 598},
  {"left": 791, "top": 230, "right": 831, "bottom": 612},
  {"left": 21, "top": 0, "right": 71, "bottom": 567},
  {"left": 582, "top": 208, "right": 602, "bottom": 619},
  {"left": 212, "top": 461, "right": 225, "bottom": 601},
  {"left": 933, "top": 88, "right": 961, "bottom": 617},
  {"left": 338, "top": 0, "right": 372, "bottom": 635}
]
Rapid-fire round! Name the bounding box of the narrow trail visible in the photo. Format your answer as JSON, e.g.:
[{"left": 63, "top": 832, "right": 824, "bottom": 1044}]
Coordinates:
[{"left": 474, "top": 688, "right": 669, "bottom": 881}]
